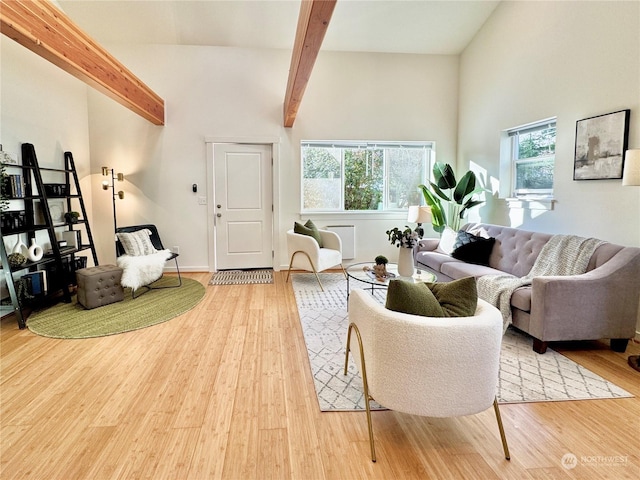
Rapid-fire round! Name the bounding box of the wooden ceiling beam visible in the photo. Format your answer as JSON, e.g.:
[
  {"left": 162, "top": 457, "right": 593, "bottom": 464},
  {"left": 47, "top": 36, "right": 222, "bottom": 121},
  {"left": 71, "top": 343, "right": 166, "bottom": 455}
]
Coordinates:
[
  {"left": 0, "top": 0, "right": 165, "bottom": 125},
  {"left": 283, "top": 0, "right": 336, "bottom": 128}
]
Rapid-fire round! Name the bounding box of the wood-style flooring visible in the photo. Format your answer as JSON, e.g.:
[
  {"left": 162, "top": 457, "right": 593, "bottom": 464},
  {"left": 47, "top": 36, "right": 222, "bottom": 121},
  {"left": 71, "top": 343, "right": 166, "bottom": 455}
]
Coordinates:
[{"left": 1, "top": 272, "right": 639, "bottom": 479}]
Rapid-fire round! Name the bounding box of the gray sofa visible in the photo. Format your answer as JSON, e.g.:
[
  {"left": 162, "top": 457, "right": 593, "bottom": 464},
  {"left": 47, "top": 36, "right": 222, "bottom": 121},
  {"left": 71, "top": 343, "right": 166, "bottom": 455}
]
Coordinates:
[{"left": 414, "top": 223, "right": 640, "bottom": 354}]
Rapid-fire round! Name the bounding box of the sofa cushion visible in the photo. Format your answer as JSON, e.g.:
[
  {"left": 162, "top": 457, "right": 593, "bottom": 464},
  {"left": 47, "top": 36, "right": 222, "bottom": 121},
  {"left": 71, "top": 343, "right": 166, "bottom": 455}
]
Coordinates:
[
  {"left": 440, "top": 261, "right": 506, "bottom": 280},
  {"left": 436, "top": 227, "right": 457, "bottom": 254},
  {"left": 511, "top": 286, "right": 532, "bottom": 312},
  {"left": 451, "top": 230, "right": 495, "bottom": 265},
  {"left": 416, "top": 251, "right": 463, "bottom": 272}
]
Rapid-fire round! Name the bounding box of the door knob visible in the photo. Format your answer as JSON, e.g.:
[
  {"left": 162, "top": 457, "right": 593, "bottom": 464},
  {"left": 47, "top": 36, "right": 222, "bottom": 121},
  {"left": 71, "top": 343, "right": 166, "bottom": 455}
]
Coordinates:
[
  {"left": 217, "top": 204, "right": 222, "bottom": 208},
  {"left": 216, "top": 213, "right": 222, "bottom": 217}
]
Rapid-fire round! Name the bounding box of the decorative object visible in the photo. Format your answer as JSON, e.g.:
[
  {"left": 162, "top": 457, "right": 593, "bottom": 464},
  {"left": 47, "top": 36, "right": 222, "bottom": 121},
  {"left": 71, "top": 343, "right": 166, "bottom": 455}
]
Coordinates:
[
  {"left": 290, "top": 272, "right": 632, "bottom": 411},
  {"left": 573, "top": 109, "right": 630, "bottom": 180},
  {"left": 64, "top": 211, "right": 79, "bottom": 224},
  {"left": 622, "top": 149, "right": 640, "bottom": 186},
  {"left": 397, "top": 244, "right": 415, "bottom": 277},
  {"left": 26, "top": 277, "right": 204, "bottom": 339},
  {"left": 371, "top": 255, "right": 388, "bottom": 279},
  {"left": 418, "top": 162, "right": 485, "bottom": 233},
  {"left": 621, "top": 148, "right": 640, "bottom": 373},
  {"left": 209, "top": 269, "right": 274, "bottom": 285},
  {"left": 48, "top": 200, "right": 65, "bottom": 223},
  {"left": 27, "top": 238, "right": 43, "bottom": 262},
  {"left": 102, "top": 166, "right": 125, "bottom": 237},
  {"left": 12, "top": 237, "right": 28, "bottom": 255},
  {"left": 7, "top": 252, "right": 27, "bottom": 267},
  {"left": 406, "top": 205, "right": 432, "bottom": 237},
  {"left": 386, "top": 227, "right": 418, "bottom": 276}
]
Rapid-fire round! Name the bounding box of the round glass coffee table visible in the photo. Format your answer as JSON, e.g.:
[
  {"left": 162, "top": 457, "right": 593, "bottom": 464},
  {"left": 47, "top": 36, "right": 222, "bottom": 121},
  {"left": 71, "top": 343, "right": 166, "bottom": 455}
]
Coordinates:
[{"left": 346, "top": 262, "right": 437, "bottom": 300}]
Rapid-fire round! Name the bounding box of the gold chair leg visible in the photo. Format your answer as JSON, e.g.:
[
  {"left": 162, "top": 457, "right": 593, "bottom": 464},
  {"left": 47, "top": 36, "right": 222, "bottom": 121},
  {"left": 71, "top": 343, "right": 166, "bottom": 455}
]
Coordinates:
[
  {"left": 493, "top": 398, "right": 511, "bottom": 460},
  {"left": 345, "top": 323, "right": 376, "bottom": 462},
  {"left": 339, "top": 263, "right": 347, "bottom": 279},
  {"left": 286, "top": 251, "right": 324, "bottom": 291}
]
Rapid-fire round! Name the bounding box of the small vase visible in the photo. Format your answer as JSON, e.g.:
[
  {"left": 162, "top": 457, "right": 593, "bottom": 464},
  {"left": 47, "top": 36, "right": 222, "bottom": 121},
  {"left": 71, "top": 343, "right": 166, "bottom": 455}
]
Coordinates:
[
  {"left": 27, "top": 238, "right": 43, "bottom": 262},
  {"left": 12, "top": 237, "right": 28, "bottom": 256},
  {"left": 397, "top": 246, "right": 415, "bottom": 277}
]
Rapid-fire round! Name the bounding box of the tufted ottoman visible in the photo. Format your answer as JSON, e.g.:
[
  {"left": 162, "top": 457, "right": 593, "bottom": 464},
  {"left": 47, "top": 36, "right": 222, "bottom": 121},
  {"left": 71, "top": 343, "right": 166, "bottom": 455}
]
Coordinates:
[{"left": 76, "top": 265, "right": 124, "bottom": 309}]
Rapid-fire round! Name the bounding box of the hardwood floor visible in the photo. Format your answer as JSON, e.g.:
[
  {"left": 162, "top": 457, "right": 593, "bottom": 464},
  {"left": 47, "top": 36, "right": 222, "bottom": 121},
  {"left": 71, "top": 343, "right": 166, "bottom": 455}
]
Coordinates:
[{"left": 1, "top": 272, "right": 639, "bottom": 479}]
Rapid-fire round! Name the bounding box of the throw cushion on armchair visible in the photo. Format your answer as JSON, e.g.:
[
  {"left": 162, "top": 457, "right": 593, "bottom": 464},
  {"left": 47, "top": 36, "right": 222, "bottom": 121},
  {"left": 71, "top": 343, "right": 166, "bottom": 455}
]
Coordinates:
[
  {"left": 294, "top": 219, "right": 324, "bottom": 247},
  {"left": 385, "top": 277, "right": 478, "bottom": 318}
]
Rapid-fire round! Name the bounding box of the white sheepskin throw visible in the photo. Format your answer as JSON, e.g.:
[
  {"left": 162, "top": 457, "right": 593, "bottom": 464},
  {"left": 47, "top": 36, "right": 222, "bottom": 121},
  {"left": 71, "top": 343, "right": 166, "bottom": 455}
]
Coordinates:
[{"left": 117, "top": 249, "right": 173, "bottom": 291}]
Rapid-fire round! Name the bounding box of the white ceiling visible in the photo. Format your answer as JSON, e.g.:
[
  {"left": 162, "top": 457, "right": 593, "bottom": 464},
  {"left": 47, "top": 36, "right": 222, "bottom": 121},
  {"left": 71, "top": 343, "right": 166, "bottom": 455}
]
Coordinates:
[{"left": 57, "top": 0, "right": 500, "bottom": 55}]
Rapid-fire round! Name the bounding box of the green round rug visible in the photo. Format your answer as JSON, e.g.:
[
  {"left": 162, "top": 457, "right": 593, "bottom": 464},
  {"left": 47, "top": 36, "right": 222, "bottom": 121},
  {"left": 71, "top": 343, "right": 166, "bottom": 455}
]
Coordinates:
[{"left": 27, "top": 277, "right": 205, "bottom": 339}]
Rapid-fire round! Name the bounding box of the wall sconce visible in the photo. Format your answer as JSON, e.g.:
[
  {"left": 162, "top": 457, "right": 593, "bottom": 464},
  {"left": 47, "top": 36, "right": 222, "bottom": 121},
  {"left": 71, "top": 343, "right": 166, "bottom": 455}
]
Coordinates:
[{"left": 102, "top": 166, "right": 125, "bottom": 235}]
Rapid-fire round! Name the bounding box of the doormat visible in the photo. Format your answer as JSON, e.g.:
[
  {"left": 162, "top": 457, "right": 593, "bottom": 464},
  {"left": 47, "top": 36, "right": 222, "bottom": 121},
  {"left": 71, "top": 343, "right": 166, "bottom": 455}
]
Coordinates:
[{"left": 209, "top": 269, "right": 273, "bottom": 285}]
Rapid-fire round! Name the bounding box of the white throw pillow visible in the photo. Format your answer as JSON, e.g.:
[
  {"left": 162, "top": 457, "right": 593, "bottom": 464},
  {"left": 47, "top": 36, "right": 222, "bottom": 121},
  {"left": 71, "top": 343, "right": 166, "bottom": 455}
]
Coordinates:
[
  {"left": 116, "top": 229, "right": 158, "bottom": 256},
  {"left": 437, "top": 227, "right": 457, "bottom": 255}
]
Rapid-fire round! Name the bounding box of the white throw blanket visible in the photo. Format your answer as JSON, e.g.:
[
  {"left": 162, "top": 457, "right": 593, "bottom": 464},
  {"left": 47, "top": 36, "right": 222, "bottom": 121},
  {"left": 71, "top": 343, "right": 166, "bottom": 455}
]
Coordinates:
[
  {"left": 117, "top": 249, "right": 173, "bottom": 291},
  {"left": 477, "top": 235, "right": 604, "bottom": 332}
]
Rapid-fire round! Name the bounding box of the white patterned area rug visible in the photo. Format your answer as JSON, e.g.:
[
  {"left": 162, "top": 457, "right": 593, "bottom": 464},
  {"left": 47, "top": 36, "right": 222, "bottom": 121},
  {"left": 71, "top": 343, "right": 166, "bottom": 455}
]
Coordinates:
[
  {"left": 291, "top": 273, "right": 632, "bottom": 412},
  {"left": 209, "top": 269, "right": 273, "bottom": 285}
]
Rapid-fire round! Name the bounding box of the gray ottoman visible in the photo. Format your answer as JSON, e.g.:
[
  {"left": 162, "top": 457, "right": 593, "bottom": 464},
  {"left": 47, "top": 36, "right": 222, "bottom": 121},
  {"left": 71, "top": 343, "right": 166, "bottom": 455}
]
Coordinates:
[{"left": 76, "top": 265, "right": 124, "bottom": 309}]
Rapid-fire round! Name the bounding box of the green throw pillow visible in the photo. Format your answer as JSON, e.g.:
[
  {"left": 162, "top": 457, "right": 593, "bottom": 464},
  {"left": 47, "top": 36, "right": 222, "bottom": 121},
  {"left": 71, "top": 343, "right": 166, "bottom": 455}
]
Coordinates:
[
  {"left": 384, "top": 276, "right": 478, "bottom": 318},
  {"left": 426, "top": 276, "right": 478, "bottom": 317},
  {"left": 294, "top": 219, "right": 323, "bottom": 247},
  {"left": 385, "top": 280, "right": 446, "bottom": 317}
]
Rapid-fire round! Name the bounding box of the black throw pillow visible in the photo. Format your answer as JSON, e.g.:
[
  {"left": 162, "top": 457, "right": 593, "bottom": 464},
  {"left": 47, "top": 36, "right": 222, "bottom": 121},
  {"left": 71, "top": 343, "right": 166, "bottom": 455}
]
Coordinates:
[{"left": 451, "top": 230, "right": 495, "bottom": 266}]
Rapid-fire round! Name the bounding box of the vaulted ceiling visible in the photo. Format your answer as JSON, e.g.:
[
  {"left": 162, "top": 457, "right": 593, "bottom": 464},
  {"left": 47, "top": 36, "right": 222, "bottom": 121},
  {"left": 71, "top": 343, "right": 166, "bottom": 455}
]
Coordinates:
[
  {"left": 57, "top": 0, "right": 499, "bottom": 55},
  {"left": 5, "top": 1, "right": 499, "bottom": 126}
]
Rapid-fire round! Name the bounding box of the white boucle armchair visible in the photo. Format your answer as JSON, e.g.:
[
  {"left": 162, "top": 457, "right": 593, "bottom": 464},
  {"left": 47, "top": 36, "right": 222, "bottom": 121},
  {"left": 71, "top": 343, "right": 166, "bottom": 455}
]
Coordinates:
[
  {"left": 285, "top": 228, "right": 346, "bottom": 291},
  {"left": 345, "top": 289, "right": 510, "bottom": 463}
]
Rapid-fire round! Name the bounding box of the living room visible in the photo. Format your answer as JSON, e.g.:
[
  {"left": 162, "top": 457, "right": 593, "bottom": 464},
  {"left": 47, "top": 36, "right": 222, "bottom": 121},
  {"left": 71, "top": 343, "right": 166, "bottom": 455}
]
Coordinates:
[{"left": 1, "top": 1, "right": 639, "bottom": 478}]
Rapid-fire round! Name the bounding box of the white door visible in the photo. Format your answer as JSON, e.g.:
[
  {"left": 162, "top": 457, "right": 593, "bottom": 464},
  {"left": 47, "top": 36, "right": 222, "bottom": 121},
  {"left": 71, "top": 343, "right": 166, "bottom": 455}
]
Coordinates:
[{"left": 213, "top": 143, "right": 273, "bottom": 270}]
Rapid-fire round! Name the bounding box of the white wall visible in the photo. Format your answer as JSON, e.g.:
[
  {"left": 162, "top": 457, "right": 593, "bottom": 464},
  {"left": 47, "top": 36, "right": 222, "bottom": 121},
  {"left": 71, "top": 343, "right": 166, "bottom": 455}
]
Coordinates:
[
  {"left": 459, "top": 0, "right": 640, "bottom": 333},
  {"left": 0, "top": 36, "right": 92, "bottom": 261},
  {"left": 87, "top": 45, "right": 459, "bottom": 268},
  {"left": 458, "top": 1, "right": 640, "bottom": 246}
]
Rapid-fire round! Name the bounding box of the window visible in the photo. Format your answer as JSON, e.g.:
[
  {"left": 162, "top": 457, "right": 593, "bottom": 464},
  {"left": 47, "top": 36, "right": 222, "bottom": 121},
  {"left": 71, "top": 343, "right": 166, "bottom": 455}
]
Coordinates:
[
  {"left": 507, "top": 119, "right": 556, "bottom": 198},
  {"left": 301, "top": 141, "right": 433, "bottom": 212}
]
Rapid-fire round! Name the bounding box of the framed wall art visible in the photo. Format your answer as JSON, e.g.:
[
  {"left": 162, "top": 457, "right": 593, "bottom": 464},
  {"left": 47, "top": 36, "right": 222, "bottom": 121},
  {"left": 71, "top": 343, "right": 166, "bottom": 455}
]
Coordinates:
[{"left": 574, "top": 109, "right": 630, "bottom": 180}]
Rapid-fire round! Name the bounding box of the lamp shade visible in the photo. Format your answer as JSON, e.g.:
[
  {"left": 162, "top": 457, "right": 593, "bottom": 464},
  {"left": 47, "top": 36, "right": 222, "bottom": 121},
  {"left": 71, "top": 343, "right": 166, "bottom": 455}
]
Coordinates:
[
  {"left": 407, "top": 206, "right": 432, "bottom": 224},
  {"left": 622, "top": 149, "right": 640, "bottom": 186}
]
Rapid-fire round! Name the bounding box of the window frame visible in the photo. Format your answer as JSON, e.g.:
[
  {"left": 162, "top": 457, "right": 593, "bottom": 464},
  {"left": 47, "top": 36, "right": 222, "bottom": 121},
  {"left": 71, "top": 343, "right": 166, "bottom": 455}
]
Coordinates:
[
  {"left": 300, "top": 140, "right": 434, "bottom": 213},
  {"left": 505, "top": 118, "right": 557, "bottom": 199}
]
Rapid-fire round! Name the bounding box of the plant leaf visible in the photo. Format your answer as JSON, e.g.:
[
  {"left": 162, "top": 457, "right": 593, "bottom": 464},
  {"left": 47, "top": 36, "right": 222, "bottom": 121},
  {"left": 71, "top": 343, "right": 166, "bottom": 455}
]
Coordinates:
[
  {"left": 453, "top": 171, "right": 476, "bottom": 204},
  {"left": 433, "top": 162, "right": 456, "bottom": 191}
]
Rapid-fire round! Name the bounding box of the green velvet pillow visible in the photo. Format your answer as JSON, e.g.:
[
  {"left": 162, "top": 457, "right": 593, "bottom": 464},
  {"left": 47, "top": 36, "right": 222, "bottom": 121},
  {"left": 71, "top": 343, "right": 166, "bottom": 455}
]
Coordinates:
[
  {"left": 426, "top": 276, "right": 478, "bottom": 317},
  {"left": 385, "top": 280, "right": 446, "bottom": 317},
  {"left": 384, "top": 276, "right": 478, "bottom": 318},
  {"left": 294, "top": 219, "right": 323, "bottom": 247}
]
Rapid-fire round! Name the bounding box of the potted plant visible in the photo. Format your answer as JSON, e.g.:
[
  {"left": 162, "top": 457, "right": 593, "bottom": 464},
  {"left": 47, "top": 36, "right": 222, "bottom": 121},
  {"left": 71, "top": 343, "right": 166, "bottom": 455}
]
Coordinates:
[
  {"left": 64, "top": 211, "right": 80, "bottom": 224},
  {"left": 386, "top": 227, "right": 419, "bottom": 276},
  {"left": 418, "top": 162, "right": 485, "bottom": 233}
]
